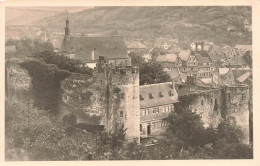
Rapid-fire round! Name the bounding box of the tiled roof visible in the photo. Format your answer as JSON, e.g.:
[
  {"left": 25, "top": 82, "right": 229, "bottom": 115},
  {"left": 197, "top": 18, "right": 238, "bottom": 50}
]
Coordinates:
[
  {"left": 60, "top": 36, "right": 128, "bottom": 60},
  {"left": 236, "top": 71, "right": 251, "bottom": 83},
  {"left": 232, "top": 69, "right": 251, "bottom": 80},
  {"left": 124, "top": 40, "right": 147, "bottom": 49},
  {"left": 156, "top": 54, "right": 178, "bottom": 62},
  {"left": 193, "top": 51, "right": 212, "bottom": 63},
  {"left": 179, "top": 50, "right": 191, "bottom": 61},
  {"left": 139, "top": 82, "right": 179, "bottom": 109}
]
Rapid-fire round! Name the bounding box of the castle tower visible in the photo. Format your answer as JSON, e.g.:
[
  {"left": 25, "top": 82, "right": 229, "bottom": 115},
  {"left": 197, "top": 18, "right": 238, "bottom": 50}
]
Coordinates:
[
  {"left": 224, "top": 85, "right": 250, "bottom": 144},
  {"left": 99, "top": 59, "right": 140, "bottom": 143}
]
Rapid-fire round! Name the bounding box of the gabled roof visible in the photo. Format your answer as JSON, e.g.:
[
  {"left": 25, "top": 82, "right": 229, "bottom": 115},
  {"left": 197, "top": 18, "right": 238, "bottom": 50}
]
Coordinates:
[
  {"left": 60, "top": 36, "right": 128, "bottom": 60},
  {"left": 124, "top": 40, "right": 147, "bottom": 49},
  {"left": 193, "top": 51, "right": 212, "bottom": 63},
  {"left": 179, "top": 50, "right": 191, "bottom": 61},
  {"left": 139, "top": 82, "right": 179, "bottom": 109},
  {"left": 156, "top": 54, "right": 178, "bottom": 62}
]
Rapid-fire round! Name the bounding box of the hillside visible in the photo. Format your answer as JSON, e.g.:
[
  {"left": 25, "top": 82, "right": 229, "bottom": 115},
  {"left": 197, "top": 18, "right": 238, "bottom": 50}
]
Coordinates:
[
  {"left": 5, "top": 7, "right": 92, "bottom": 26},
  {"left": 39, "top": 7, "right": 251, "bottom": 46}
]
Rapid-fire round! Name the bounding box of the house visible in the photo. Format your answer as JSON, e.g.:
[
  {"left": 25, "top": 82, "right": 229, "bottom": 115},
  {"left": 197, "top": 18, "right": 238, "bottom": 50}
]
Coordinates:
[
  {"left": 124, "top": 39, "right": 148, "bottom": 55},
  {"left": 155, "top": 53, "right": 182, "bottom": 70},
  {"left": 234, "top": 45, "right": 252, "bottom": 54},
  {"left": 194, "top": 51, "right": 213, "bottom": 78},
  {"left": 154, "top": 38, "right": 177, "bottom": 50},
  {"left": 60, "top": 17, "right": 129, "bottom": 66},
  {"left": 139, "top": 82, "right": 179, "bottom": 138}
]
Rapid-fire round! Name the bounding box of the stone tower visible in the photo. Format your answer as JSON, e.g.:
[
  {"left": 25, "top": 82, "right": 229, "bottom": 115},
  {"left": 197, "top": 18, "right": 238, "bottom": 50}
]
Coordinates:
[
  {"left": 98, "top": 57, "right": 140, "bottom": 143},
  {"left": 224, "top": 85, "right": 250, "bottom": 144}
]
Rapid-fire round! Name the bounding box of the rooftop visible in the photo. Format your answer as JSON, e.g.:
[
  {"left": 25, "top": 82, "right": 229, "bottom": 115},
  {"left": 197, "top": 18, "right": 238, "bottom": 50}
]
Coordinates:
[
  {"left": 60, "top": 36, "right": 128, "bottom": 60},
  {"left": 139, "top": 82, "right": 179, "bottom": 109}
]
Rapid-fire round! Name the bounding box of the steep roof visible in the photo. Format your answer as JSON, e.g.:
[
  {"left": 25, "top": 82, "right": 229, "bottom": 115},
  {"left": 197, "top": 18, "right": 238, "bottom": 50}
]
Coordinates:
[
  {"left": 60, "top": 36, "right": 128, "bottom": 60},
  {"left": 139, "top": 82, "right": 179, "bottom": 109},
  {"left": 156, "top": 54, "right": 178, "bottom": 62},
  {"left": 236, "top": 71, "right": 251, "bottom": 83},
  {"left": 124, "top": 40, "right": 147, "bottom": 49},
  {"left": 193, "top": 51, "right": 212, "bottom": 63},
  {"left": 179, "top": 50, "right": 191, "bottom": 61}
]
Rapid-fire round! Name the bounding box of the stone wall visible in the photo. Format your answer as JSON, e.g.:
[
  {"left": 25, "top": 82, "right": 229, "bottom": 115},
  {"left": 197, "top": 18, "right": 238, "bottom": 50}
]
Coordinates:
[
  {"left": 176, "top": 87, "right": 223, "bottom": 129},
  {"left": 224, "top": 85, "right": 250, "bottom": 144},
  {"left": 60, "top": 72, "right": 105, "bottom": 119}
]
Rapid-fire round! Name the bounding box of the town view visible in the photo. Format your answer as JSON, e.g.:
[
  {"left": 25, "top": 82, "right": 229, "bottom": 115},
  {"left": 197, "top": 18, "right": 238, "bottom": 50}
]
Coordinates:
[{"left": 5, "top": 6, "right": 253, "bottom": 160}]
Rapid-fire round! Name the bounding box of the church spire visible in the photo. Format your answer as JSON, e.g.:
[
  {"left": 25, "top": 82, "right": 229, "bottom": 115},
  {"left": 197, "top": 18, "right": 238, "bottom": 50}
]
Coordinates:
[{"left": 65, "top": 9, "right": 70, "bottom": 38}]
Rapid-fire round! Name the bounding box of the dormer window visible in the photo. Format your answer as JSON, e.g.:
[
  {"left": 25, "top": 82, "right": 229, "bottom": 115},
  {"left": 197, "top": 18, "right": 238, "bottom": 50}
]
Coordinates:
[
  {"left": 149, "top": 93, "right": 154, "bottom": 99},
  {"left": 140, "top": 95, "right": 144, "bottom": 101},
  {"left": 169, "top": 91, "right": 174, "bottom": 96},
  {"left": 159, "top": 92, "right": 164, "bottom": 98}
]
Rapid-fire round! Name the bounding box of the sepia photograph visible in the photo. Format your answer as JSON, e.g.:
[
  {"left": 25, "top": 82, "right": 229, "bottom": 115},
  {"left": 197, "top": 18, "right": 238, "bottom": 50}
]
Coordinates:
[{"left": 3, "top": 4, "right": 255, "bottom": 161}]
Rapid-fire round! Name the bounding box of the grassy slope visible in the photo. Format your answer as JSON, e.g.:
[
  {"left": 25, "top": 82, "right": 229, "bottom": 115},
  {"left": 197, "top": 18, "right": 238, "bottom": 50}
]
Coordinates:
[{"left": 39, "top": 6, "right": 252, "bottom": 46}]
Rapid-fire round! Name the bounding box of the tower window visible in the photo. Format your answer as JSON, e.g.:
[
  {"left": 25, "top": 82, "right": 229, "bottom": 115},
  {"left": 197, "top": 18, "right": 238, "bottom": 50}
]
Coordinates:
[
  {"left": 169, "top": 91, "right": 174, "bottom": 96},
  {"left": 201, "top": 100, "right": 204, "bottom": 106},
  {"left": 149, "top": 93, "right": 154, "bottom": 99},
  {"left": 140, "top": 95, "right": 144, "bottom": 101},
  {"left": 120, "top": 111, "right": 123, "bottom": 117},
  {"left": 159, "top": 92, "right": 164, "bottom": 98}
]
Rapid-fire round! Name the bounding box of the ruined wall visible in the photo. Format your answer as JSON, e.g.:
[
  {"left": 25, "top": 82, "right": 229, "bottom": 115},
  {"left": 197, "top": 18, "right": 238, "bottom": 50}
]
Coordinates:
[
  {"left": 6, "top": 59, "right": 32, "bottom": 102},
  {"left": 177, "top": 88, "right": 223, "bottom": 129},
  {"left": 224, "top": 85, "right": 250, "bottom": 144},
  {"left": 103, "top": 66, "right": 140, "bottom": 143},
  {"left": 60, "top": 72, "right": 105, "bottom": 122}
]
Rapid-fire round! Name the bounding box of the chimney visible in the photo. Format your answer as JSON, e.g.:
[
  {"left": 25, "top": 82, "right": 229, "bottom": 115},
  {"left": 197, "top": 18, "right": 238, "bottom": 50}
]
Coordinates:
[
  {"left": 91, "top": 48, "right": 95, "bottom": 61},
  {"left": 171, "top": 80, "right": 175, "bottom": 89},
  {"left": 195, "top": 42, "right": 198, "bottom": 53}
]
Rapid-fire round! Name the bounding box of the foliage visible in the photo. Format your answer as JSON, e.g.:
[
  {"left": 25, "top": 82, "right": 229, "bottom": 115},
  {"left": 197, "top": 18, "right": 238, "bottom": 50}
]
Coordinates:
[
  {"left": 6, "top": 38, "right": 54, "bottom": 57},
  {"left": 20, "top": 60, "right": 70, "bottom": 111},
  {"left": 130, "top": 53, "right": 171, "bottom": 85},
  {"left": 35, "top": 50, "right": 93, "bottom": 76}
]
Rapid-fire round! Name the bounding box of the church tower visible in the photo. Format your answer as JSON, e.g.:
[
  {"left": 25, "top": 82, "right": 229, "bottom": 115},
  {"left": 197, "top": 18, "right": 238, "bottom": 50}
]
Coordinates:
[{"left": 64, "top": 10, "right": 70, "bottom": 39}]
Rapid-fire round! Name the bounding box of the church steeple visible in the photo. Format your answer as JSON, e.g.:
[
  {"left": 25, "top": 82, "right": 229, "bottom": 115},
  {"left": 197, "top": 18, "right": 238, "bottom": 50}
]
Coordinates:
[{"left": 65, "top": 10, "right": 70, "bottom": 38}]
